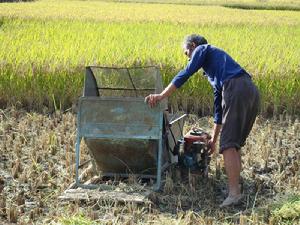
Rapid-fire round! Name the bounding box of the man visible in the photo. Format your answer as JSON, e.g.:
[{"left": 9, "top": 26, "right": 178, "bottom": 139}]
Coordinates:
[{"left": 145, "top": 34, "right": 260, "bottom": 207}]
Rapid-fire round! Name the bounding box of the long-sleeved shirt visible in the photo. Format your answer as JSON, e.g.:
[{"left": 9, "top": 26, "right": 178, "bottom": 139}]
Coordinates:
[{"left": 171, "top": 44, "right": 249, "bottom": 124}]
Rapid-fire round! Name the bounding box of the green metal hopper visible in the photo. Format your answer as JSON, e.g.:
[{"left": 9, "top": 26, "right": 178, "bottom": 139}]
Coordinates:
[{"left": 75, "top": 66, "right": 185, "bottom": 190}]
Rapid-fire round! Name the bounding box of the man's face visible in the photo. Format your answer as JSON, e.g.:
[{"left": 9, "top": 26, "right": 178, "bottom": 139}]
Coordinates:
[{"left": 183, "top": 42, "right": 196, "bottom": 60}]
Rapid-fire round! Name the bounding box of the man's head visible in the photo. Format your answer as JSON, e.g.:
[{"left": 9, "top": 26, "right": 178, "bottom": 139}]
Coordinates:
[{"left": 182, "top": 34, "right": 208, "bottom": 59}]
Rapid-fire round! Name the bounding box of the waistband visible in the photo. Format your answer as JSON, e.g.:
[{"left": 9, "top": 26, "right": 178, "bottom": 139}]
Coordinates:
[
  {"left": 222, "top": 73, "right": 252, "bottom": 89},
  {"left": 232, "top": 73, "right": 251, "bottom": 80}
]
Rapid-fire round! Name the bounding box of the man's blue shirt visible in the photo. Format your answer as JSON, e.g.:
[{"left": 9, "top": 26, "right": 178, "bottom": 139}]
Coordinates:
[{"left": 171, "top": 44, "right": 249, "bottom": 124}]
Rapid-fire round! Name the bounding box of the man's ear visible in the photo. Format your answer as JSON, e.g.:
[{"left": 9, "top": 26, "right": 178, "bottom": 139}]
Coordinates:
[{"left": 192, "top": 42, "right": 196, "bottom": 48}]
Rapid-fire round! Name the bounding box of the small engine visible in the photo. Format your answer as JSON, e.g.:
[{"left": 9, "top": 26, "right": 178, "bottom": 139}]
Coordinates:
[{"left": 173, "top": 128, "right": 211, "bottom": 176}]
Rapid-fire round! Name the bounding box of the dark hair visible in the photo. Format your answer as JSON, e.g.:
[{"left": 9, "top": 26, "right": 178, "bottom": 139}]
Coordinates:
[{"left": 183, "top": 34, "right": 208, "bottom": 49}]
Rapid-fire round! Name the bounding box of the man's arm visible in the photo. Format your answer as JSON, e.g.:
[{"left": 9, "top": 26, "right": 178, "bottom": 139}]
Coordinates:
[
  {"left": 209, "top": 86, "right": 223, "bottom": 153},
  {"left": 209, "top": 123, "right": 222, "bottom": 153},
  {"left": 145, "top": 45, "right": 208, "bottom": 107},
  {"left": 171, "top": 45, "right": 207, "bottom": 89}
]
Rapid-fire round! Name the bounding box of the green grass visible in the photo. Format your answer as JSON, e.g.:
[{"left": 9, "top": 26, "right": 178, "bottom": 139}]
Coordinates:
[
  {"left": 0, "top": 0, "right": 299, "bottom": 115},
  {"left": 60, "top": 214, "right": 98, "bottom": 225},
  {"left": 223, "top": 3, "right": 300, "bottom": 11},
  {"left": 101, "top": 0, "right": 300, "bottom": 8},
  {"left": 271, "top": 195, "right": 300, "bottom": 223},
  {"left": 1, "top": 1, "right": 300, "bottom": 25},
  {"left": 103, "top": 0, "right": 300, "bottom": 11}
]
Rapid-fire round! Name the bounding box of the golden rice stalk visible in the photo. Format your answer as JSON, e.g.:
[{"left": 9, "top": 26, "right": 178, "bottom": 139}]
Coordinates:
[
  {"left": 163, "top": 172, "right": 174, "bottom": 194},
  {"left": 7, "top": 205, "right": 17, "bottom": 223},
  {"left": 0, "top": 195, "right": 6, "bottom": 215},
  {"left": 16, "top": 191, "right": 25, "bottom": 206}
]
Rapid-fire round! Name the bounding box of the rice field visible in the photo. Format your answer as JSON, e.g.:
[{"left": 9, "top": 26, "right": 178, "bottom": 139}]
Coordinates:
[
  {"left": 104, "top": 0, "right": 300, "bottom": 11},
  {"left": 0, "top": 0, "right": 299, "bottom": 224},
  {"left": 0, "top": 0, "right": 300, "bottom": 115}
]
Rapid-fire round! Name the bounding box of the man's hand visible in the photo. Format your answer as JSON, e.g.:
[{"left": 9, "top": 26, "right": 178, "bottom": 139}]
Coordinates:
[
  {"left": 145, "top": 94, "right": 163, "bottom": 108},
  {"left": 145, "top": 83, "right": 177, "bottom": 108},
  {"left": 208, "top": 123, "right": 222, "bottom": 154},
  {"left": 208, "top": 139, "right": 216, "bottom": 155}
]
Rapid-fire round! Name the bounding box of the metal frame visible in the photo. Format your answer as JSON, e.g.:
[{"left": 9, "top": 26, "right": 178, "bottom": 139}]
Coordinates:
[{"left": 74, "top": 66, "right": 174, "bottom": 191}]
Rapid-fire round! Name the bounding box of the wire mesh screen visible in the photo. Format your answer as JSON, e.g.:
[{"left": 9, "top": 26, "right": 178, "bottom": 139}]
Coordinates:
[{"left": 89, "top": 66, "right": 163, "bottom": 98}]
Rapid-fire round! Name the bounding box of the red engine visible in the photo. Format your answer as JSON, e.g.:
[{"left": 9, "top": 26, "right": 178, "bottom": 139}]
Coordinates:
[{"left": 174, "top": 128, "right": 211, "bottom": 176}]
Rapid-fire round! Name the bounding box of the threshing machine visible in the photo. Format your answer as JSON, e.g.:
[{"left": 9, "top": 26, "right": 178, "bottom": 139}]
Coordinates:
[{"left": 74, "top": 66, "right": 211, "bottom": 191}]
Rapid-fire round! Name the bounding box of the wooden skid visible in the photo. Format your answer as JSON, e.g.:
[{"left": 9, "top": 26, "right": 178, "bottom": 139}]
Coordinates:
[{"left": 59, "top": 188, "right": 152, "bottom": 204}]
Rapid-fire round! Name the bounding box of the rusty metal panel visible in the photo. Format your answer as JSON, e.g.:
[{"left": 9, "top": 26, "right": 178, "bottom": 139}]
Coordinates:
[{"left": 85, "top": 138, "right": 158, "bottom": 175}]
